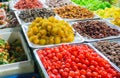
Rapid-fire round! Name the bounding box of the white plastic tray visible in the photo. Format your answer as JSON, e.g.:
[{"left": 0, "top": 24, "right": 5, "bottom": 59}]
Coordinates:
[
  {"left": 14, "top": 10, "right": 57, "bottom": 25},
  {"left": 14, "top": 10, "right": 31, "bottom": 25},
  {"left": 71, "top": 19, "right": 120, "bottom": 42},
  {"left": 33, "top": 43, "right": 120, "bottom": 78},
  {"left": 21, "top": 23, "right": 84, "bottom": 49},
  {"left": 57, "top": 13, "right": 100, "bottom": 22},
  {"left": 105, "top": 19, "right": 120, "bottom": 27},
  {"left": 0, "top": 29, "right": 34, "bottom": 76}
]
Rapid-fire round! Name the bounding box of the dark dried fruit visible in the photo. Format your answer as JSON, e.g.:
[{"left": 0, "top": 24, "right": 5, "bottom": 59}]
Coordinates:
[
  {"left": 94, "top": 41, "right": 120, "bottom": 68},
  {"left": 72, "top": 20, "right": 120, "bottom": 39},
  {"left": 6, "top": 11, "right": 20, "bottom": 27},
  {"left": 19, "top": 8, "right": 55, "bottom": 23}
]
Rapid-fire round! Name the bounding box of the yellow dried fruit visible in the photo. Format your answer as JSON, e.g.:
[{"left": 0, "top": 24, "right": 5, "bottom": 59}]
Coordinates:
[{"left": 27, "top": 17, "right": 74, "bottom": 45}]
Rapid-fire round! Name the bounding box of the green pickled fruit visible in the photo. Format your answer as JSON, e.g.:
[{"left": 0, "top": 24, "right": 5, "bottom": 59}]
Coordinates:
[
  {"left": 32, "top": 26, "right": 38, "bottom": 35},
  {"left": 29, "top": 35, "right": 37, "bottom": 42},
  {"left": 48, "top": 16, "right": 57, "bottom": 22},
  {"left": 37, "top": 33, "right": 41, "bottom": 38},
  {"left": 54, "top": 36, "right": 61, "bottom": 44},
  {"left": 28, "top": 16, "right": 74, "bottom": 45},
  {"left": 39, "top": 29, "right": 47, "bottom": 35},
  {"left": 27, "top": 31, "right": 33, "bottom": 37},
  {"left": 35, "top": 23, "right": 40, "bottom": 27},
  {"left": 44, "top": 37, "right": 49, "bottom": 44},
  {"left": 47, "top": 25, "right": 52, "bottom": 32},
  {"left": 51, "top": 28, "right": 59, "bottom": 35},
  {"left": 67, "top": 34, "right": 74, "bottom": 42},
  {"left": 29, "top": 36, "right": 34, "bottom": 42},
  {"left": 39, "top": 39, "right": 46, "bottom": 45},
  {"left": 33, "top": 38, "right": 39, "bottom": 44},
  {"left": 61, "top": 38, "right": 67, "bottom": 42},
  {"left": 49, "top": 36, "right": 54, "bottom": 44},
  {"left": 30, "top": 22, "right": 36, "bottom": 28},
  {"left": 34, "top": 17, "right": 42, "bottom": 23},
  {"left": 58, "top": 30, "right": 64, "bottom": 37},
  {"left": 41, "top": 22, "right": 49, "bottom": 29},
  {"left": 41, "top": 35, "right": 47, "bottom": 39}
]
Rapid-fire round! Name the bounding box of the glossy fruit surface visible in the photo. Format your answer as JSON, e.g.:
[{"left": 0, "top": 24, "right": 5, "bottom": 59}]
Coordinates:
[{"left": 37, "top": 44, "right": 120, "bottom": 78}]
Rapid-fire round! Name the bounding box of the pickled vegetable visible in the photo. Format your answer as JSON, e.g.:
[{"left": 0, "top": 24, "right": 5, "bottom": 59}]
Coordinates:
[{"left": 0, "top": 38, "right": 27, "bottom": 65}]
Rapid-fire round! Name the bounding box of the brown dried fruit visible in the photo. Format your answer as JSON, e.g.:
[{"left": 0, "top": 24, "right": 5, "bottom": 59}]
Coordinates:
[
  {"left": 94, "top": 41, "right": 120, "bottom": 68},
  {"left": 19, "top": 8, "right": 55, "bottom": 22},
  {"left": 72, "top": 20, "right": 120, "bottom": 39},
  {"left": 54, "top": 5, "right": 94, "bottom": 19}
]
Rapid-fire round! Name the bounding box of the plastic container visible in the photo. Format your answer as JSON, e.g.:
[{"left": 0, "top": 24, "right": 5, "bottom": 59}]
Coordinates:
[
  {"left": 21, "top": 23, "right": 84, "bottom": 49},
  {"left": 33, "top": 43, "right": 120, "bottom": 78},
  {"left": 105, "top": 19, "right": 120, "bottom": 28},
  {"left": 54, "top": 6, "right": 100, "bottom": 22},
  {"left": 0, "top": 28, "right": 34, "bottom": 76},
  {"left": 14, "top": 10, "right": 58, "bottom": 25},
  {"left": 57, "top": 14, "right": 100, "bottom": 22}
]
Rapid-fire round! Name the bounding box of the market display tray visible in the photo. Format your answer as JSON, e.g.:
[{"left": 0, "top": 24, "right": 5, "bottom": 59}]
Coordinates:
[
  {"left": 33, "top": 43, "right": 120, "bottom": 78},
  {"left": 71, "top": 19, "right": 120, "bottom": 42},
  {"left": 9, "top": 0, "right": 48, "bottom": 11},
  {"left": 14, "top": 10, "right": 32, "bottom": 25},
  {"left": 0, "top": 29, "right": 34, "bottom": 76},
  {"left": 89, "top": 39, "right": 120, "bottom": 72},
  {"left": 57, "top": 14, "right": 100, "bottom": 22},
  {"left": 105, "top": 19, "right": 120, "bottom": 28},
  {"left": 14, "top": 10, "right": 59, "bottom": 25},
  {"left": 21, "top": 23, "right": 84, "bottom": 49}
]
